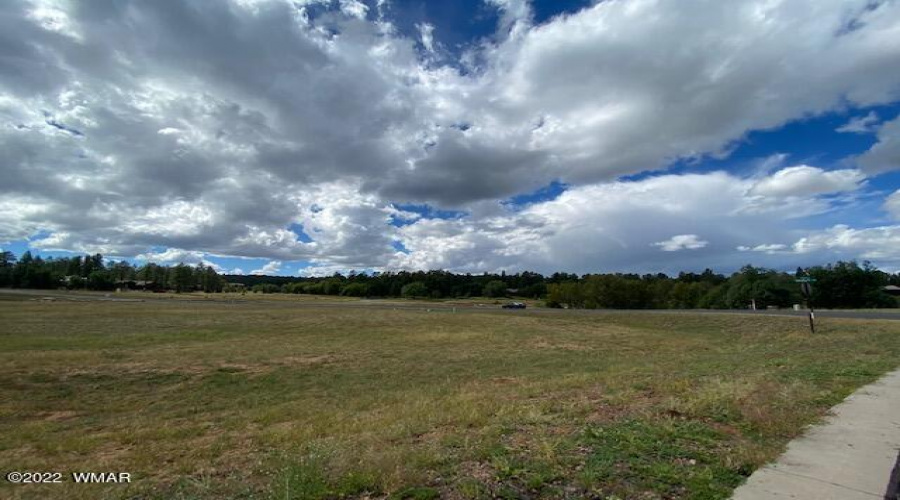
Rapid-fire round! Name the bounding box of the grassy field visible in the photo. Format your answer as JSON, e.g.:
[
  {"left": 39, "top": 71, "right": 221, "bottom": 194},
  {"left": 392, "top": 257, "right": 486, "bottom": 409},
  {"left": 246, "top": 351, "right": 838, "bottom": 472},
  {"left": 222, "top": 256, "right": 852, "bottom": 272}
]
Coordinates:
[{"left": 1, "top": 295, "right": 899, "bottom": 499}]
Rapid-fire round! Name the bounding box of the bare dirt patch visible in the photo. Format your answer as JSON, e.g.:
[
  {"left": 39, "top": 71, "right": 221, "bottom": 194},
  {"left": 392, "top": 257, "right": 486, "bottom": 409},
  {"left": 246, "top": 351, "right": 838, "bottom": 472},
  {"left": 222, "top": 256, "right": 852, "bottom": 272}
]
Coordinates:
[
  {"left": 532, "top": 338, "right": 594, "bottom": 351},
  {"left": 276, "top": 354, "right": 340, "bottom": 367},
  {"left": 38, "top": 410, "right": 79, "bottom": 422}
]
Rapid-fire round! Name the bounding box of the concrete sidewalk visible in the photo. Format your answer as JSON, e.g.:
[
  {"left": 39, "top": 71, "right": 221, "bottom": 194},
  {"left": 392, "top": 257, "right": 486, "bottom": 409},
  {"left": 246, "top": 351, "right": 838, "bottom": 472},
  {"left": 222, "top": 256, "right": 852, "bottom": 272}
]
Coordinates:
[{"left": 732, "top": 369, "right": 900, "bottom": 500}]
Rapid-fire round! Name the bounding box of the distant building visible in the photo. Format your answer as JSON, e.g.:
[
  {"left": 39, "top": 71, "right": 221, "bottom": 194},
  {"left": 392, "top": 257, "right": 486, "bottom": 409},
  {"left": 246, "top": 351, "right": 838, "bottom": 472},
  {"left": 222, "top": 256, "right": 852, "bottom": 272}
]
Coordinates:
[
  {"left": 115, "top": 280, "right": 160, "bottom": 291},
  {"left": 883, "top": 285, "right": 900, "bottom": 296},
  {"left": 62, "top": 275, "right": 83, "bottom": 286}
]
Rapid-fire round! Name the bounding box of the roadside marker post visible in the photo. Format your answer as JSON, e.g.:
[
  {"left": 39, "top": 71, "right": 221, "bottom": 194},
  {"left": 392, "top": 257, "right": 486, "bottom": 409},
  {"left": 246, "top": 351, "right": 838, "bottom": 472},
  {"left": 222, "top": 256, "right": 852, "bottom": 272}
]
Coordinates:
[{"left": 796, "top": 277, "right": 816, "bottom": 334}]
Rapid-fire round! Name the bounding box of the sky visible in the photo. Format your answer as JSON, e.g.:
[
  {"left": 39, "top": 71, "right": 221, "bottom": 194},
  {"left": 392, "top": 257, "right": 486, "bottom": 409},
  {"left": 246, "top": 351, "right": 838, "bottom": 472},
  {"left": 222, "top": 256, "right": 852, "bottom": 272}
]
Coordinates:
[{"left": 2, "top": 0, "right": 900, "bottom": 277}]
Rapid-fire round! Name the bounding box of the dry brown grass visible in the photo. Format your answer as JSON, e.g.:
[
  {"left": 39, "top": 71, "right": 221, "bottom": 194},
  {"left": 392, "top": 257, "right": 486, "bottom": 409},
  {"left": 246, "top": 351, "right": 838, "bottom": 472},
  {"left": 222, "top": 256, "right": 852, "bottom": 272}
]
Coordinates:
[{"left": 0, "top": 298, "right": 898, "bottom": 499}]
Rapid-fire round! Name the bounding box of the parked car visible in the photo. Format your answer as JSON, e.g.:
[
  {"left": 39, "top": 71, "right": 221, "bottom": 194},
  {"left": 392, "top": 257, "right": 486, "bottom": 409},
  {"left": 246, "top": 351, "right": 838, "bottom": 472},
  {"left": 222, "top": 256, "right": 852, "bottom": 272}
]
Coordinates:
[{"left": 502, "top": 302, "right": 526, "bottom": 309}]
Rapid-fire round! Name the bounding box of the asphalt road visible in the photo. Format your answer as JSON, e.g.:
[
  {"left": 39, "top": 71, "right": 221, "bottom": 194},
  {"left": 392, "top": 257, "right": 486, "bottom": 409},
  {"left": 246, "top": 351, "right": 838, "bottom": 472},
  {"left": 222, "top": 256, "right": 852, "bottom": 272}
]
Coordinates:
[
  {"left": 2, "top": 288, "right": 900, "bottom": 321},
  {"left": 888, "top": 452, "right": 900, "bottom": 500},
  {"left": 733, "top": 309, "right": 900, "bottom": 321},
  {"left": 555, "top": 308, "right": 900, "bottom": 321}
]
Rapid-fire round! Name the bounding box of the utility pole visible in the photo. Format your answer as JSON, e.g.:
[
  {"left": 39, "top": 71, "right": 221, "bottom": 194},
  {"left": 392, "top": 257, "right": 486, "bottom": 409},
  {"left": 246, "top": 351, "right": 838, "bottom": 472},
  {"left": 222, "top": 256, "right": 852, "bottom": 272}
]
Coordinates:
[{"left": 795, "top": 273, "right": 816, "bottom": 334}]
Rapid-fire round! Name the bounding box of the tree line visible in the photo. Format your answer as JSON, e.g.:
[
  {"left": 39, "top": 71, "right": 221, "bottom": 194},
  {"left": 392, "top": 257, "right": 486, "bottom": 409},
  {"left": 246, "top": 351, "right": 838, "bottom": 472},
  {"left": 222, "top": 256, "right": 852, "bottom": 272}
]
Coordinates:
[
  {"left": 227, "top": 269, "right": 550, "bottom": 298},
  {"left": 0, "top": 251, "right": 226, "bottom": 293},
  {"left": 545, "top": 262, "right": 896, "bottom": 309},
  {"left": 0, "top": 249, "right": 896, "bottom": 309}
]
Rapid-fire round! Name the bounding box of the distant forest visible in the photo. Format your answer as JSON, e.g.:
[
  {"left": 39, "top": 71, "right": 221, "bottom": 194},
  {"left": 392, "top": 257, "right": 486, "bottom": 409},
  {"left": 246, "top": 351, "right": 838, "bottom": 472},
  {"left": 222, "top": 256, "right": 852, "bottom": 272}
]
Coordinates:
[{"left": 0, "top": 250, "right": 896, "bottom": 309}]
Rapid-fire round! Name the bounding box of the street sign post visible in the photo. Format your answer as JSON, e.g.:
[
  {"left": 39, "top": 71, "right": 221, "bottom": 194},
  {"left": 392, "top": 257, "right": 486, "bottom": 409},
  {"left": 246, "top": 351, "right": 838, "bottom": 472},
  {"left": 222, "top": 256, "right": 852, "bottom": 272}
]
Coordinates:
[{"left": 795, "top": 277, "right": 816, "bottom": 333}]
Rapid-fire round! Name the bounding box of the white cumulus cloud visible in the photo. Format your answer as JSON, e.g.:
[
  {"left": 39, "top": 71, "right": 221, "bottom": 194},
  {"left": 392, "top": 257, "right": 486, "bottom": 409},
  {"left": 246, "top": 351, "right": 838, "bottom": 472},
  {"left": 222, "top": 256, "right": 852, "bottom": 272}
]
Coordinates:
[
  {"left": 749, "top": 166, "right": 866, "bottom": 198},
  {"left": 2, "top": 0, "right": 900, "bottom": 274},
  {"left": 837, "top": 111, "right": 880, "bottom": 134},
  {"left": 653, "top": 235, "right": 709, "bottom": 252},
  {"left": 251, "top": 260, "right": 282, "bottom": 275}
]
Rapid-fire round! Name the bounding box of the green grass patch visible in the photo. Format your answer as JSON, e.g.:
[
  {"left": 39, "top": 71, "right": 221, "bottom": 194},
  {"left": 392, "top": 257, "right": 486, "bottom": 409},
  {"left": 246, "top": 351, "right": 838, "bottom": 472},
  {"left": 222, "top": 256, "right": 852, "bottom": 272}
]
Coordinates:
[{"left": 0, "top": 300, "right": 898, "bottom": 499}]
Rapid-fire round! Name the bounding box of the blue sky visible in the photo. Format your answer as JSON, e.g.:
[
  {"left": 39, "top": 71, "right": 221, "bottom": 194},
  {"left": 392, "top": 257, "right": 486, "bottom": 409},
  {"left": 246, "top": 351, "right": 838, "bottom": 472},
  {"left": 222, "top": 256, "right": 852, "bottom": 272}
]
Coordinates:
[
  {"left": 384, "top": 0, "right": 592, "bottom": 53},
  {"left": 2, "top": 0, "right": 900, "bottom": 276}
]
